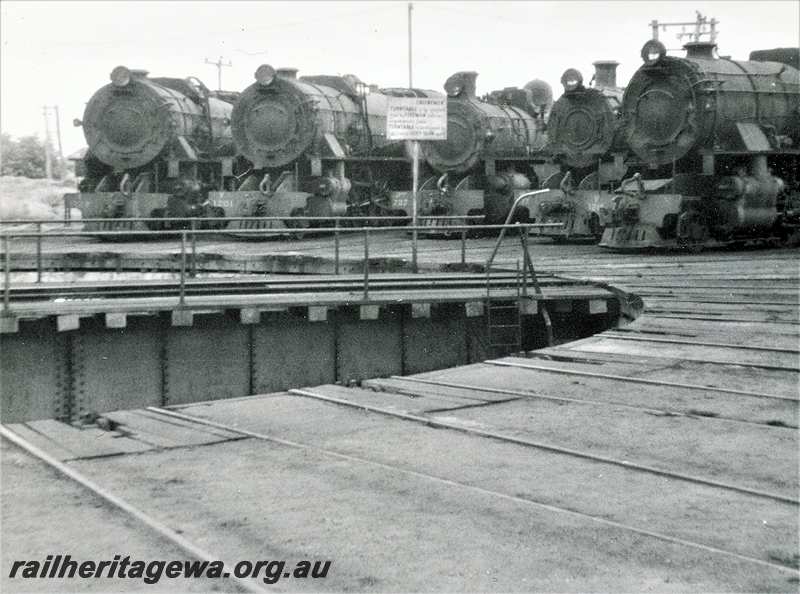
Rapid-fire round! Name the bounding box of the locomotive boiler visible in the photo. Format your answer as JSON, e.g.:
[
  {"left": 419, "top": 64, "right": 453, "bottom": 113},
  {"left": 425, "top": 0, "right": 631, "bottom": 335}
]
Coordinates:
[
  {"left": 210, "top": 65, "right": 438, "bottom": 235},
  {"left": 600, "top": 40, "right": 800, "bottom": 250},
  {"left": 69, "top": 66, "right": 241, "bottom": 233},
  {"left": 532, "top": 61, "right": 630, "bottom": 242},
  {"left": 417, "top": 71, "right": 556, "bottom": 230}
]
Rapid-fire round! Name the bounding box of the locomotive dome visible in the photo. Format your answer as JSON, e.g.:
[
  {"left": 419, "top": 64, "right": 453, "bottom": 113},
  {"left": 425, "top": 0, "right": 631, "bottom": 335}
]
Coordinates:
[
  {"left": 231, "top": 64, "right": 317, "bottom": 169},
  {"left": 82, "top": 66, "right": 175, "bottom": 170},
  {"left": 523, "top": 79, "right": 554, "bottom": 116}
]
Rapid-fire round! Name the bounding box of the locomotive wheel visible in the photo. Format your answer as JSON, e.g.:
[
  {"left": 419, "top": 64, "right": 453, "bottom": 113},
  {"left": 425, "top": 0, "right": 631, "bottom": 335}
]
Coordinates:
[
  {"left": 677, "top": 212, "right": 708, "bottom": 253},
  {"left": 588, "top": 212, "right": 602, "bottom": 239},
  {"left": 284, "top": 207, "right": 310, "bottom": 239},
  {"left": 207, "top": 206, "right": 227, "bottom": 230},
  {"left": 145, "top": 209, "right": 168, "bottom": 232}
]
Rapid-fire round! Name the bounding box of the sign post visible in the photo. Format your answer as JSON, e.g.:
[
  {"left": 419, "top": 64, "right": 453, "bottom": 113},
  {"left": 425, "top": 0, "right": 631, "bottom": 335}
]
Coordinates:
[{"left": 386, "top": 96, "right": 447, "bottom": 272}]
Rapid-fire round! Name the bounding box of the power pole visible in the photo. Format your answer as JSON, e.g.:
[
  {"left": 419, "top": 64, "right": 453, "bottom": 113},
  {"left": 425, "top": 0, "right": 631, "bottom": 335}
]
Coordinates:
[
  {"left": 42, "top": 106, "right": 53, "bottom": 180},
  {"left": 407, "top": 3, "right": 413, "bottom": 88},
  {"left": 53, "top": 105, "right": 64, "bottom": 162},
  {"left": 204, "top": 56, "right": 232, "bottom": 91}
]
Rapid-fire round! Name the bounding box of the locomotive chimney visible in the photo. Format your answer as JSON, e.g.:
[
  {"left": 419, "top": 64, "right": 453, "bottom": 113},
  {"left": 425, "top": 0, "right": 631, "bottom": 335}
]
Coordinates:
[
  {"left": 592, "top": 61, "right": 619, "bottom": 89},
  {"left": 276, "top": 68, "right": 298, "bottom": 80},
  {"left": 684, "top": 41, "right": 717, "bottom": 59},
  {"left": 461, "top": 71, "right": 478, "bottom": 98},
  {"left": 444, "top": 71, "right": 478, "bottom": 99}
]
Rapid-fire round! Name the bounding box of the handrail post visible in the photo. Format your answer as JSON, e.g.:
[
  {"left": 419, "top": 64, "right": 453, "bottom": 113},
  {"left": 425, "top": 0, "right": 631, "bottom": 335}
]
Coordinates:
[
  {"left": 412, "top": 226, "right": 418, "bottom": 273},
  {"left": 3, "top": 234, "right": 10, "bottom": 314},
  {"left": 190, "top": 219, "right": 197, "bottom": 278},
  {"left": 36, "top": 223, "right": 42, "bottom": 284},
  {"left": 460, "top": 228, "right": 466, "bottom": 267},
  {"left": 411, "top": 140, "right": 419, "bottom": 274},
  {"left": 520, "top": 228, "right": 529, "bottom": 297},
  {"left": 334, "top": 218, "right": 340, "bottom": 275},
  {"left": 179, "top": 231, "right": 186, "bottom": 307},
  {"left": 363, "top": 228, "right": 370, "bottom": 300}
]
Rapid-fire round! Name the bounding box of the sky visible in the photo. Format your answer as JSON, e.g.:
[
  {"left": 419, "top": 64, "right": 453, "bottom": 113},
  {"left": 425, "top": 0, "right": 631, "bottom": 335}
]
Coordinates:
[{"left": 2, "top": 0, "right": 798, "bottom": 157}]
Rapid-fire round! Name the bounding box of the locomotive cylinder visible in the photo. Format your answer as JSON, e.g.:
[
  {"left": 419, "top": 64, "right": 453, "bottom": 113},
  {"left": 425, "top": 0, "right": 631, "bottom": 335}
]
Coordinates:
[
  {"left": 716, "top": 156, "right": 785, "bottom": 229},
  {"left": 81, "top": 66, "right": 234, "bottom": 172}
]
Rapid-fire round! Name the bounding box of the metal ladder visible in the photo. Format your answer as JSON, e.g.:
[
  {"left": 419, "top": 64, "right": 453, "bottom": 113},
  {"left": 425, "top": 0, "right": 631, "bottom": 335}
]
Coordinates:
[{"left": 486, "top": 261, "right": 523, "bottom": 357}]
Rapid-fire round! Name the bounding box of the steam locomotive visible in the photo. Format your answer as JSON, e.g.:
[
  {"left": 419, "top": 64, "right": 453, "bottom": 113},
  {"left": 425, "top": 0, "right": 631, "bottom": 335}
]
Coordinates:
[
  {"left": 529, "top": 61, "right": 630, "bottom": 242},
  {"left": 600, "top": 41, "right": 800, "bottom": 250},
  {"left": 209, "top": 65, "right": 439, "bottom": 236},
  {"left": 416, "top": 70, "right": 557, "bottom": 232},
  {"left": 68, "top": 66, "right": 243, "bottom": 233}
]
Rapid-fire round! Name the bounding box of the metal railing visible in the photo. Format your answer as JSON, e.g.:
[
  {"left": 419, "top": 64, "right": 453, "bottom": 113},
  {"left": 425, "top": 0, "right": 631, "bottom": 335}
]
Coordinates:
[
  {"left": 484, "top": 190, "right": 554, "bottom": 346},
  {"left": 1, "top": 217, "right": 563, "bottom": 316}
]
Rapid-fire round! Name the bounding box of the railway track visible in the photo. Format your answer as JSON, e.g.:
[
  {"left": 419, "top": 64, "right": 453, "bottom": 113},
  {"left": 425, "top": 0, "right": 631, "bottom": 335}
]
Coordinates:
[
  {"left": 143, "top": 405, "right": 798, "bottom": 576},
  {"left": 0, "top": 425, "right": 269, "bottom": 594}
]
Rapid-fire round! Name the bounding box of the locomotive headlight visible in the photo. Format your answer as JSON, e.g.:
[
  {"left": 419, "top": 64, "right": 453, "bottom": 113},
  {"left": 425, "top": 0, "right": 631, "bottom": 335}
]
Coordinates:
[
  {"left": 445, "top": 83, "right": 462, "bottom": 98},
  {"left": 255, "top": 64, "right": 276, "bottom": 87},
  {"left": 110, "top": 65, "right": 131, "bottom": 87},
  {"left": 640, "top": 40, "right": 667, "bottom": 65},
  {"left": 560, "top": 68, "right": 583, "bottom": 92}
]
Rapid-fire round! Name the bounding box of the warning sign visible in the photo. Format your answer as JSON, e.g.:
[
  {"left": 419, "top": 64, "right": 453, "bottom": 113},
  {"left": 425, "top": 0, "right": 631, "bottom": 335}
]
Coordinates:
[{"left": 386, "top": 97, "right": 447, "bottom": 141}]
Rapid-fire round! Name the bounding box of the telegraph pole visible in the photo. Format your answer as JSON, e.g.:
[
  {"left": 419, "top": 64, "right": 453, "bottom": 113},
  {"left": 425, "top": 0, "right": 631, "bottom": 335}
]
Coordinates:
[
  {"left": 407, "top": 3, "right": 413, "bottom": 88},
  {"left": 42, "top": 106, "right": 53, "bottom": 180},
  {"left": 41, "top": 105, "right": 64, "bottom": 179},
  {"left": 407, "top": 2, "right": 417, "bottom": 271},
  {"left": 53, "top": 105, "right": 64, "bottom": 162},
  {"left": 205, "top": 56, "right": 232, "bottom": 90}
]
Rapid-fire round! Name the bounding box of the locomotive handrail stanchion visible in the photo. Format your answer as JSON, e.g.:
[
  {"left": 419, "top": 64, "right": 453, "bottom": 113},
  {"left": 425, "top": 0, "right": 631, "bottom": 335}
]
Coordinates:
[
  {"left": 334, "top": 218, "right": 340, "bottom": 275},
  {"left": 190, "top": 219, "right": 197, "bottom": 279},
  {"left": 36, "top": 223, "right": 42, "bottom": 284},
  {"left": 460, "top": 229, "right": 467, "bottom": 266},
  {"left": 179, "top": 232, "right": 186, "bottom": 307},
  {"left": 363, "top": 228, "right": 370, "bottom": 300}
]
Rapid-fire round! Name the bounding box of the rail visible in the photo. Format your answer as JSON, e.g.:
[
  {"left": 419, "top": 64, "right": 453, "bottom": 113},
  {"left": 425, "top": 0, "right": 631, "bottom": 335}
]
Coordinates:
[{"left": 0, "top": 219, "right": 563, "bottom": 316}]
